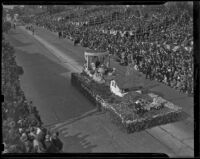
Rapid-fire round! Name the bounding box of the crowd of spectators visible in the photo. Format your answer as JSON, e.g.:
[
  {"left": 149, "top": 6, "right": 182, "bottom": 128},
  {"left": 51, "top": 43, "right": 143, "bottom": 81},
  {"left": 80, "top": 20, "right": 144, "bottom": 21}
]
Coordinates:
[
  {"left": 2, "top": 34, "right": 63, "bottom": 153},
  {"left": 22, "top": 4, "right": 193, "bottom": 95}
]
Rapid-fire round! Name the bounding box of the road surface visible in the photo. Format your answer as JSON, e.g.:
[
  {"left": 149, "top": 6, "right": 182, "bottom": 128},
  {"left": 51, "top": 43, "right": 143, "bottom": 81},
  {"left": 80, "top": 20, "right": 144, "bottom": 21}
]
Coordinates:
[{"left": 6, "top": 26, "right": 194, "bottom": 157}]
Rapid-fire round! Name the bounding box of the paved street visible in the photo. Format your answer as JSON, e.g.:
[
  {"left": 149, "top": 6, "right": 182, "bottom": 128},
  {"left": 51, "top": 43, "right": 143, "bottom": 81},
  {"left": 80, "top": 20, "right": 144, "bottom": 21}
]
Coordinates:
[{"left": 6, "top": 26, "right": 194, "bottom": 157}]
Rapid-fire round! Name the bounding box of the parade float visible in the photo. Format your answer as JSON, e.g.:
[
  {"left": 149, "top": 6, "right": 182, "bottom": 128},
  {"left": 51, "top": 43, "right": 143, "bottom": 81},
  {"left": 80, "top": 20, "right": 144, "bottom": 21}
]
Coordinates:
[{"left": 71, "top": 50, "right": 186, "bottom": 133}]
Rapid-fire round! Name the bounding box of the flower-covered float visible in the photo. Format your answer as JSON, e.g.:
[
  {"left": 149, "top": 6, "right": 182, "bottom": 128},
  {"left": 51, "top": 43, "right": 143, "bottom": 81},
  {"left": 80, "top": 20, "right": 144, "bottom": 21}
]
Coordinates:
[{"left": 71, "top": 49, "right": 186, "bottom": 133}]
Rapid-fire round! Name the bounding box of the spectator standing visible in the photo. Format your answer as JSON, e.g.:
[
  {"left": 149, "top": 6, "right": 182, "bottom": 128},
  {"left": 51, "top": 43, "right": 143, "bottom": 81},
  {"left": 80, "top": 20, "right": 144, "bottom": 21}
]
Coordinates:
[
  {"left": 44, "top": 134, "right": 59, "bottom": 153},
  {"left": 33, "top": 135, "right": 46, "bottom": 153},
  {"left": 51, "top": 132, "right": 63, "bottom": 152}
]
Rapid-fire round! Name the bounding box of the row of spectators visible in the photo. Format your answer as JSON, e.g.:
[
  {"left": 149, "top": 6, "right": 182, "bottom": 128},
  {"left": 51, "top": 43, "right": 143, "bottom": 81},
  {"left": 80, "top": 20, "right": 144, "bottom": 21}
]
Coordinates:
[
  {"left": 22, "top": 4, "right": 193, "bottom": 95},
  {"left": 2, "top": 35, "right": 63, "bottom": 153}
]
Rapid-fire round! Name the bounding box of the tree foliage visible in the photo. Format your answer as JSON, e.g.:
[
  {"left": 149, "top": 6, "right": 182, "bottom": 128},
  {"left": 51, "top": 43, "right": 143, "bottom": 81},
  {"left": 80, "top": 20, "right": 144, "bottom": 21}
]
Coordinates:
[
  {"left": 3, "top": 21, "right": 12, "bottom": 33},
  {"left": 47, "top": 5, "right": 66, "bottom": 15},
  {"left": 135, "top": 10, "right": 140, "bottom": 17},
  {"left": 144, "top": 12, "right": 149, "bottom": 19},
  {"left": 12, "top": 6, "right": 24, "bottom": 16}
]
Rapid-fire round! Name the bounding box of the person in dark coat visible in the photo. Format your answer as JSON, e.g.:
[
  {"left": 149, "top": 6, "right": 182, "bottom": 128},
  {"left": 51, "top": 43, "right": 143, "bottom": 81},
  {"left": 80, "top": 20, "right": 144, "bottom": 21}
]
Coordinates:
[
  {"left": 44, "top": 134, "right": 58, "bottom": 153},
  {"left": 13, "top": 23, "right": 16, "bottom": 29},
  {"left": 95, "top": 60, "right": 101, "bottom": 68},
  {"left": 58, "top": 31, "right": 62, "bottom": 39},
  {"left": 51, "top": 132, "right": 63, "bottom": 152}
]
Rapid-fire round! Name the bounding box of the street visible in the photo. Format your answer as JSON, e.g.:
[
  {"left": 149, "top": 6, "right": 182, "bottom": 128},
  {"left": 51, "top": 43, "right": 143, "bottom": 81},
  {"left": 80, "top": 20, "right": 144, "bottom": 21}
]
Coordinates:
[{"left": 6, "top": 26, "right": 194, "bottom": 156}]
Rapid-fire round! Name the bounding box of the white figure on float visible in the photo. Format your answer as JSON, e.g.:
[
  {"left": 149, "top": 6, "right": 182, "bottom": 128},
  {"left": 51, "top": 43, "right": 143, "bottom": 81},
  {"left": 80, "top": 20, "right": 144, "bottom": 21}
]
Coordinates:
[{"left": 110, "top": 80, "right": 127, "bottom": 97}]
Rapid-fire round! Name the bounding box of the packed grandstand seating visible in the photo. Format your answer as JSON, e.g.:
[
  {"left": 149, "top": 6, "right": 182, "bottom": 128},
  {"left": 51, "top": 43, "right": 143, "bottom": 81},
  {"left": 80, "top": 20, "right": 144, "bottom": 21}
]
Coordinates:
[
  {"left": 22, "top": 4, "right": 193, "bottom": 94},
  {"left": 2, "top": 3, "right": 194, "bottom": 154},
  {"left": 2, "top": 35, "right": 63, "bottom": 153}
]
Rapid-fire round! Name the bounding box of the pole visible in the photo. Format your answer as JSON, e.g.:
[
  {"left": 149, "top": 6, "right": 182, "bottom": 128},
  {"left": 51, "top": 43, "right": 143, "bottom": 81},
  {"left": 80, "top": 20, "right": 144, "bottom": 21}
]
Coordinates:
[
  {"left": 108, "top": 54, "right": 111, "bottom": 68},
  {"left": 87, "top": 55, "right": 89, "bottom": 69}
]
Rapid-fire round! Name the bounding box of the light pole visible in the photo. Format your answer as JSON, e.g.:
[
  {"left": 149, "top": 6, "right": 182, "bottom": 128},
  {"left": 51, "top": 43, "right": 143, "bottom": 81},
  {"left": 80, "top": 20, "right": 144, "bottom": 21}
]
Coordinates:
[{"left": 124, "top": 5, "right": 130, "bottom": 20}]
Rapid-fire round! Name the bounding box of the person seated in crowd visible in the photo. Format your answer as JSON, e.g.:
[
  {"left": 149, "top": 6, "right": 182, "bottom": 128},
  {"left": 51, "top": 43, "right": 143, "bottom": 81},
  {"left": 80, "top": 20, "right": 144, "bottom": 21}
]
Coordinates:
[
  {"left": 22, "top": 4, "right": 193, "bottom": 95},
  {"left": 91, "top": 62, "right": 96, "bottom": 71},
  {"left": 33, "top": 134, "right": 46, "bottom": 153},
  {"left": 95, "top": 60, "right": 101, "bottom": 68},
  {"left": 98, "top": 64, "right": 106, "bottom": 75},
  {"left": 44, "top": 134, "right": 59, "bottom": 153}
]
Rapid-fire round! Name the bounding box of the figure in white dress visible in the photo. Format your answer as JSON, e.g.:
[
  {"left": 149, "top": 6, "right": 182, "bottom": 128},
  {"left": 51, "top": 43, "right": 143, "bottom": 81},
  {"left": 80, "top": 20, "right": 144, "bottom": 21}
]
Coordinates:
[{"left": 110, "top": 80, "right": 128, "bottom": 97}]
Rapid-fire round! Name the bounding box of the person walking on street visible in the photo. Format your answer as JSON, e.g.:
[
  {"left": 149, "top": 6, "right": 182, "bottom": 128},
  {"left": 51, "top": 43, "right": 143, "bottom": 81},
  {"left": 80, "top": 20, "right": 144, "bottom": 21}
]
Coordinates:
[
  {"left": 58, "top": 31, "right": 62, "bottom": 39},
  {"left": 32, "top": 28, "right": 35, "bottom": 35}
]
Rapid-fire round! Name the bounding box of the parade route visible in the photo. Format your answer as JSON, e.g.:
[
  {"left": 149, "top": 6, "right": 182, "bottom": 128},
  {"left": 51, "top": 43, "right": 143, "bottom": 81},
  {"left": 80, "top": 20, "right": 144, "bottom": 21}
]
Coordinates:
[{"left": 6, "top": 26, "right": 194, "bottom": 156}]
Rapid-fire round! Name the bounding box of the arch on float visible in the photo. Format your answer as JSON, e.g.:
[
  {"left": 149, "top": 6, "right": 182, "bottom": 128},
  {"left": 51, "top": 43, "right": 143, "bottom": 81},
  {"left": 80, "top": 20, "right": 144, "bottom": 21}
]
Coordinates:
[{"left": 84, "top": 50, "right": 110, "bottom": 70}]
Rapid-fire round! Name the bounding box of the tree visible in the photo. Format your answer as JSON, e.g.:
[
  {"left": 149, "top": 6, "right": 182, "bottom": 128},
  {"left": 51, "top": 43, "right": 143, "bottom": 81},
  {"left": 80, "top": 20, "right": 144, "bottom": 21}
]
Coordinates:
[
  {"left": 144, "top": 12, "right": 149, "bottom": 19},
  {"left": 3, "top": 21, "right": 12, "bottom": 33},
  {"left": 46, "top": 5, "right": 54, "bottom": 15},
  {"left": 12, "top": 6, "right": 23, "bottom": 16},
  {"left": 46, "top": 5, "right": 65, "bottom": 15},
  {"left": 54, "top": 5, "right": 65, "bottom": 13},
  {"left": 3, "top": 9, "right": 7, "bottom": 20},
  {"left": 135, "top": 10, "right": 140, "bottom": 17}
]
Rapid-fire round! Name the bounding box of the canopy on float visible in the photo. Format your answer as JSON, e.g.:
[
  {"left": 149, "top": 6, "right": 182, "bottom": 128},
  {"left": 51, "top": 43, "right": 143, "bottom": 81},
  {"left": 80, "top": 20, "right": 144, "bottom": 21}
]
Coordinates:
[
  {"left": 84, "top": 50, "right": 110, "bottom": 69},
  {"left": 84, "top": 49, "right": 109, "bottom": 57}
]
